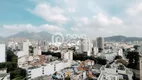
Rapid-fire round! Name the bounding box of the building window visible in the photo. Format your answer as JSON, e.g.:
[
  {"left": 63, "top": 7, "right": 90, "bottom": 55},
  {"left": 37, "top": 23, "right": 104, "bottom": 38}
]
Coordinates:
[
  {"left": 27, "top": 76, "right": 31, "bottom": 79},
  {"left": 28, "top": 71, "right": 31, "bottom": 73},
  {"left": 42, "top": 67, "right": 44, "bottom": 74},
  {"left": 54, "top": 65, "right": 56, "bottom": 71}
]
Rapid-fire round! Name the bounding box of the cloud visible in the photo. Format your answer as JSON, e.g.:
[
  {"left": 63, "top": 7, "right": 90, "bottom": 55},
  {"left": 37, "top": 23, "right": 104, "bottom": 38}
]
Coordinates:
[
  {"left": 1, "top": 0, "right": 142, "bottom": 38},
  {"left": 125, "top": 2, "right": 142, "bottom": 28},
  {"left": 0, "top": 24, "right": 64, "bottom": 37},
  {"left": 71, "top": 9, "right": 142, "bottom": 38},
  {"left": 68, "top": 8, "right": 76, "bottom": 13},
  {"left": 74, "top": 13, "right": 123, "bottom": 27},
  {"left": 41, "top": 24, "right": 65, "bottom": 32},
  {"left": 71, "top": 13, "right": 125, "bottom": 38},
  {"left": 126, "top": 3, "right": 142, "bottom": 16},
  {"left": 29, "top": 3, "right": 68, "bottom": 24},
  {"left": 64, "top": 0, "right": 77, "bottom": 7}
]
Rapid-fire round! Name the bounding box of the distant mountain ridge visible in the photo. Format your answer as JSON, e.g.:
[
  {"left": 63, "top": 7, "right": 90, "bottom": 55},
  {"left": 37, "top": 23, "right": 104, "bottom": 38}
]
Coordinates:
[
  {"left": 0, "top": 32, "right": 142, "bottom": 42},
  {"left": 7, "top": 31, "right": 52, "bottom": 41},
  {"left": 104, "top": 35, "right": 142, "bottom": 42}
]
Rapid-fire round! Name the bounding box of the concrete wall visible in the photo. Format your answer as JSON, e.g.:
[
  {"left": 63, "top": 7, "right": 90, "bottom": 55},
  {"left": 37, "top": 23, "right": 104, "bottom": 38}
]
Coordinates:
[
  {"left": 62, "top": 50, "right": 73, "bottom": 61},
  {"left": 93, "top": 47, "right": 98, "bottom": 55},
  {"left": 104, "top": 68, "right": 117, "bottom": 74},
  {"left": 18, "top": 56, "right": 27, "bottom": 67},
  {"left": 0, "top": 74, "right": 10, "bottom": 80},
  {"left": 27, "top": 60, "right": 71, "bottom": 79},
  {"left": 0, "top": 44, "right": 5, "bottom": 63},
  {"left": 44, "top": 64, "right": 55, "bottom": 75},
  {"left": 28, "top": 67, "right": 43, "bottom": 79},
  {"left": 23, "top": 41, "right": 29, "bottom": 56}
]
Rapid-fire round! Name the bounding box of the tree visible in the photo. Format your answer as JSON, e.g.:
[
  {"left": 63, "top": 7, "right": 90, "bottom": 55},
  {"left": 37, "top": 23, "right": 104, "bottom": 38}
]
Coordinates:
[
  {"left": 6, "top": 50, "right": 18, "bottom": 63},
  {"left": 42, "top": 51, "right": 61, "bottom": 58},
  {"left": 114, "top": 55, "right": 122, "bottom": 60},
  {"left": 0, "top": 50, "right": 18, "bottom": 72},
  {"left": 29, "top": 46, "right": 33, "bottom": 54},
  {"left": 95, "top": 57, "right": 107, "bottom": 65},
  {"left": 0, "top": 62, "right": 6, "bottom": 69},
  {"left": 116, "top": 59, "right": 128, "bottom": 66},
  {"left": 5, "top": 50, "right": 26, "bottom": 80},
  {"left": 6, "top": 62, "right": 17, "bottom": 72},
  {"left": 133, "top": 45, "right": 140, "bottom": 50},
  {"left": 126, "top": 51, "right": 139, "bottom": 69},
  {"left": 65, "top": 77, "right": 71, "bottom": 80},
  {"left": 98, "top": 48, "right": 103, "bottom": 53},
  {"left": 10, "top": 68, "right": 26, "bottom": 80},
  {"left": 73, "top": 53, "right": 87, "bottom": 61},
  {"left": 5, "top": 50, "right": 18, "bottom": 72}
]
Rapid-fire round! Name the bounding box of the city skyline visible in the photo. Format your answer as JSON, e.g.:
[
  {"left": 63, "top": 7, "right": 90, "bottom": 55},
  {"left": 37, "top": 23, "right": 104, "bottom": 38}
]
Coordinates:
[
  {"left": 0, "top": 0, "right": 142, "bottom": 38},
  {"left": 0, "top": 0, "right": 141, "bottom": 80}
]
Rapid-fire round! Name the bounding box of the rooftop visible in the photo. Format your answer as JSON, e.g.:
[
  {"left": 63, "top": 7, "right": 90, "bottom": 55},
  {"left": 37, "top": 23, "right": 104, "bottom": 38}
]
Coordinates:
[{"left": 0, "top": 73, "right": 9, "bottom": 77}]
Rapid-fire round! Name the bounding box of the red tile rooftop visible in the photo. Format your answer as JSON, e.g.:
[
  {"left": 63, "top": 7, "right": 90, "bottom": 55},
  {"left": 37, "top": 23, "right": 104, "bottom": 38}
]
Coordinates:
[{"left": 84, "top": 60, "right": 94, "bottom": 63}]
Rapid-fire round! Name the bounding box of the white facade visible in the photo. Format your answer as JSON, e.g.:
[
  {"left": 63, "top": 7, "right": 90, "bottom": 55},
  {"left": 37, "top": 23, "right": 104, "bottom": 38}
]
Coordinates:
[
  {"left": 23, "top": 40, "right": 29, "bottom": 56},
  {"left": 16, "top": 51, "right": 25, "bottom": 58},
  {"left": 44, "top": 64, "right": 55, "bottom": 75},
  {"left": 0, "top": 74, "right": 10, "bottom": 80},
  {"left": 98, "top": 73, "right": 118, "bottom": 80},
  {"left": 80, "top": 39, "right": 93, "bottom": 56},
  {"left": 27, "top": 67, "right": 43, "bottom": 79},
  {"left": 33, "top": 47, "right": 41, "bottom": 55},
  {"left": 0, "top": 44, "right": 5, "bottom": 63},
  {"left": 61, "top": 50, "right": 73, "bottom": 61},
  {"left": 38, "top": 40, "right": 49, "bottom": 52},
  {"left": 27, "top": 60, "right": 71, "bottom": 80},
  {"left": 40, "top": 46, "right": 49, "bottom": 52},
  {"left": 87, "top": 39, "right": 93, "bottom": 56},
  {"left": 93, "top": 47, "right": 98, "bottom": 55},
  {"left": 0, "top": 69, "right": 10, "bottom": 80},
  {"left": 18, "top": 43, "right": 23, "bottom": 50},
  {"left": 81, "top": 39, "right": 88, "bottom": 52},
  {"left": 99, "top": 63, "right": 133, "bottom": 80},
  {"left": 77, "top": 45, "right": 81, "bottom": 53},
  {"left": 7, "top": 41, "right": 16, "bottom": 50},
  {"left": 93, "top": 40, "right": 97, "bottom": 47},
  {"left": 18, "top": 56, "right": 28, "bottom": 68},
  {"left": 118, "top": 49, "right": 123, "bottom": 57}
]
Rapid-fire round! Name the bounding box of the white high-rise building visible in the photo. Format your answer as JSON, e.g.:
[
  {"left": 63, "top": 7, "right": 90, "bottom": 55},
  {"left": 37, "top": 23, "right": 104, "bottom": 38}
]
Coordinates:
[
  {"left": 23, "top": 40, "right": 29, "bottom": 55},
  {"left": 80, "top": 39, "right": 88, "bottom": 52},
  {"left": 87, "top": 39, "right": 93, "bottom": 56},
  {"left": 61, "top": 50, "right": 73, "bottom": 61},
  {"left": 0, "top": 44, "right": 5, "bottom": 63},
  {"left": 17, "top": 43, "right": 23, "bottom": 50},
  {"left": 93, "top": 47, "right": 98, "bottom": 55},
  {"left": 38, "top": 40, "right": 49, "bottom": 52},
  {"left": 118, "top": 49, "right": 123, "bottom": 57},
  {"left": 80, "top": 38, "right": 93, "bottom": 56},
  {"left": 92, "top": 40, "right": 98, "bottom": 55},
  {"left": 92, "top": 40, "right": 97, "bottom": 47},
  {"left": 33, "top": 47, "right": 42, "bottom": 55}
]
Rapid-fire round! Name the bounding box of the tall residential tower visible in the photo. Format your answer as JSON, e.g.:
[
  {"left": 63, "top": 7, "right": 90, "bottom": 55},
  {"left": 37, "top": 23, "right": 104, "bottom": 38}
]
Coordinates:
[{"left": 97, "top": 37, "right": 104, "bottom": 51}]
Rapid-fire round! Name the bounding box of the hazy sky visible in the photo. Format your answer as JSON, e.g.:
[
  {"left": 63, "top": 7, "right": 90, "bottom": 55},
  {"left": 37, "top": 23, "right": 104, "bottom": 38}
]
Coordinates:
[{"left": 0, "top": 0, "right": 142, "bottom": 37}]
